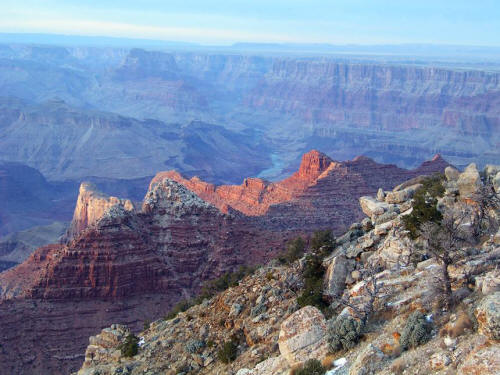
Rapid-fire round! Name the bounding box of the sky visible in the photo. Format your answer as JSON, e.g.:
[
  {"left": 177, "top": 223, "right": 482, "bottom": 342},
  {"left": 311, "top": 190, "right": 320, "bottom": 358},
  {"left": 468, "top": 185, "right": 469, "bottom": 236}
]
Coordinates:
[{"left": 1, "top": 0, "right": 499, "bottom": 46}]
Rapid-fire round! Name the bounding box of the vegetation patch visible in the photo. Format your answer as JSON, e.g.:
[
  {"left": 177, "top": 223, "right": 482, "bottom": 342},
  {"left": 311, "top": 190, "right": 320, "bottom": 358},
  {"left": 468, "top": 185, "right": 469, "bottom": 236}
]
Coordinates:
[
  {"left": 119, "top": 334, "right": 139, "bottom": 357},
  {"left": 328, "top": 315, "right": 363, "bottom": 351},
  {"left": 297, "top": 253, "right": 329, "bottom": 312},
  {"left": 280, "top": 236, "right": 306, "bottom": 264},
  {"left": 217, "top": 340, "right": 238, "bottom": 364},
  {"left": 292, "top": 359, "right": 326, "bottom": 375},
  {"left": 402, "top": 174, "right": 444, "bottom": 239},
  {"left": 399, "top": 311, "right": 433, "bottom": 350},
  {"left": 164, "top": 265, "right": 256, "bottom": 320}
]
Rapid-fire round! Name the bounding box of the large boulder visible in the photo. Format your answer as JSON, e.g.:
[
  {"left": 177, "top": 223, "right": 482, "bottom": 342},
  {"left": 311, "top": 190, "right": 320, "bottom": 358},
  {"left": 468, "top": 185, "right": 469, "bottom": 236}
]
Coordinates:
[
  {"left": 493, "top": 172, "right": 500, "bottom": 194},
  {"left": 457, "top": 163, "right": 482, "bottom": 198},
  {"left": 484, "top": 165, "right": 500, "bottom": 180},
  {"left": 348, "top": 343, "right": 385, "bottom": 375},
  {"left": 445, "top": 166, "right": 460, "bottom": 181},
  {"left": 238, "top": 355, "right": 289, "bottom": 375},
  {"left": 476, "top": 270, "right": 500, "bottom": 295},
  {"left": 278, "top": 306, "right": 329, "bottom": 366},
  {"left": 385, "top": 184, "right": 421, "bottom": 204},
  {"left": 359, "top": 196, "right": 389, "bottom": 218},
  {"left": 475, "top": 292, "right": 500, "bottom": 340},
  {"left": 324, "top": 255, "right": 352, "bottom": 297}
]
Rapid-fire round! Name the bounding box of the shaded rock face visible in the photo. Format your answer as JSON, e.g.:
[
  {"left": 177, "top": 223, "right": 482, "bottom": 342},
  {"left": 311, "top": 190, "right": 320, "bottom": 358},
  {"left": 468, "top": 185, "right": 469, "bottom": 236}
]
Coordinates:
[
  {"left": 278, "top": 306, "right": 329, "bottom": 367},
  {"left": 0, "top": 161, "right": 75, "bottom": 236},
  {"left": 65, "top": 182, "right": 135, "bottom": 240},
  {"left": 0, "top": 178, "right": 287, "bottom": 374}
]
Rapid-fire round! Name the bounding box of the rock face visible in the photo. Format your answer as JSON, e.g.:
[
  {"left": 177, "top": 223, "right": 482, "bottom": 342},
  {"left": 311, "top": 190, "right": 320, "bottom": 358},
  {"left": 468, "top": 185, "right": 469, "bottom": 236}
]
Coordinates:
[
  {"left": 0, "top": 178, "right": 287, "bottom": 374},
  {"left": 0, "top": 221, "right": 67, "bottom": 270},
  {"left": 324, "top": 255, "right": 351, "bottom": 298},
  {"left": 2, "top": 46, "right": 499, "bottom": 180},
  {"left": 475, "top": 292, "right": 500, "bottom": 341},
  {"left": 278, "top": 306, "right": 329, "bottom": 366},
  {"left": 0, "top": 98, "right": 270, "bottom": 183},
  {"left": 457, "top": 163, "right": 482, "bottom": 197},
  {"left": 158, "top": 151, "right": 450, "bottom": 233},
  {"left": 458, "top": 342, "right": 500, "bottom": 375},
  {"left": 65, "top": 182, "right": 135, "bottom": 240}
]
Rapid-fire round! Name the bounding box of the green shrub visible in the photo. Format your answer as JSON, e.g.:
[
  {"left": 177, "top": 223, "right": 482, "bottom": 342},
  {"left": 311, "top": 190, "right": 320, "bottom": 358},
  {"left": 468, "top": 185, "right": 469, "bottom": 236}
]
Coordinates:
[
  {"left": 119, "top": 334, "right": 139, "bottom": 357},
  {"left": 328, "top": 315, "right": 363, "bottom": 351},
  {"left": 164, "top": 299, "right": 192, "bottom": 320},
  {"left": 143, "top": 319, "right": 150, "bottom": 330},
  {"left": 280, "top": 236, "right": 306, "bottom": 264},
  {"left": 217, "top": 340, "right": 238, "bottom": 364},
  {"left": 297, "top": 254, "right": 329, "bottom": 311},
  {"left": 402, "top": 174, "right": 444, "bottom": 239},
  {"left": 399, "top": 311, "right": 433, "bottom": 350},
  {"left": 294, "top": 359, "right": 326, "bottom": 375},
  {"left": 164, "top": 265, "right": 257, "bottom": 320},
  {"left": 310, "top": 230, "right": 335, "bottom": 258}
]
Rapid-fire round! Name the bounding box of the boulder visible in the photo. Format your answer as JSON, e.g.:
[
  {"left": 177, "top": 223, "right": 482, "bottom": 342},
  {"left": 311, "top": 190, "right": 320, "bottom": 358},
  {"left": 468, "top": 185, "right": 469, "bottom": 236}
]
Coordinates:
[
  {"left": 493, "top": 172, "right": 500, "bottom": 194},
  {"left": 374, "top": 211, "right": 398, "bottom": 226},
  {"left": 494, "top": 228, "right": 500, "bottom": 245},
  {"left": 359, "top": 196, "right": 389, "bottom": 218},
  {"left": 278, "top": 306, "right": 329, "bottom": 366},
  {"left": 476, "top": 270, "right": 500, "bottom": 295},
  {"left": 484, "top": 165, "right": 500, "bottom": 180},
  {"left": 374, "top": 221, "right": 393, "bottom": 236},
  {"left": 475, "top": 292, "right": 500, "bottom": 340},
  {"left": 361, "top": 218, "right": 373, "bottom": 232},
  {"left": 348, "top": 344, "right": 385, "bottom": 375},
  {"left": 457, "top": 163, "right": 482, "bottom": 198},
  {"left": 376, "top": 188, "right": 385, "bottom": 202},
  {"left": 324, "top": 255, "right": 352, "bottom": 297},
  {"left": 385, "top": 184, "right": 421, "bottom": 204},
  {"left": 249, "top": 355, "right": 289, "bottom": 375},
  {"left": 445, "top": 166, "right": 460, "bottom": 182}
]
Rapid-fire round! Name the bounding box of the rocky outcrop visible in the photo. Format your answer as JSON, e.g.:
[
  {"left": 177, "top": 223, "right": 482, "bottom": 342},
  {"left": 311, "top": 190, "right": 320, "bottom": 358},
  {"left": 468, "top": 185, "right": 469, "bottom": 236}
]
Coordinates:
[
  {"left": 278, "top": 306, "right": 329, "bottom": 367},
  {"left": 158, "top": 151, "right": 450, "bottom": 233},
  {"left": 475, "top": 292, "right": 500, "bottom": 341},
  {"left": 457, "top": 163, "right": 482, "bottom": 198},
  {"left": 65, "top": 182, "right": 135, "bottom": 240}
]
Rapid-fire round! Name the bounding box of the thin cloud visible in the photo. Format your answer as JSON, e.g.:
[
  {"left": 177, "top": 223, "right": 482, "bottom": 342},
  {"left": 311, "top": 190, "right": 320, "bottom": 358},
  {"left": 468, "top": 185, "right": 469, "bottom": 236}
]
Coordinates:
[{"left": 0, "top": 18, "right": 312, "bottom": 44}]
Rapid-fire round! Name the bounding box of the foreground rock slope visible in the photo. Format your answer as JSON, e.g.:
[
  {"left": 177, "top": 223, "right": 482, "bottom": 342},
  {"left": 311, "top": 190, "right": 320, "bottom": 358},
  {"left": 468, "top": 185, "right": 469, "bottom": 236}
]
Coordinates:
[{"left": 76, "top": 162, "right": 500, "bottom": 375}]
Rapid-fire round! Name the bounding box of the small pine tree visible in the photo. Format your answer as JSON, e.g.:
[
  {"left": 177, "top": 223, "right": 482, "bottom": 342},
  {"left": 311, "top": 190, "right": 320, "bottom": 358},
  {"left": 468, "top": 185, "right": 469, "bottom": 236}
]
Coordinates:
[
  {"left": 119, "top": 334, "right": 139, "bottom": 357},
  {"left": 281, "top": 236, "right": 306, "bottom": 264},
  {"left": 217, "top": 340, "right": 238, "bottom": 364}
]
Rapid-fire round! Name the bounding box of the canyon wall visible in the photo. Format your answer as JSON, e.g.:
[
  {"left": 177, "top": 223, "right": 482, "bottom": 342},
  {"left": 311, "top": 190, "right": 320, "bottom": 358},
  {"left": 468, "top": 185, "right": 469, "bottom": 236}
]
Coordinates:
[{"left": 0, "top": 45, "right": 498, "bottom": 180}]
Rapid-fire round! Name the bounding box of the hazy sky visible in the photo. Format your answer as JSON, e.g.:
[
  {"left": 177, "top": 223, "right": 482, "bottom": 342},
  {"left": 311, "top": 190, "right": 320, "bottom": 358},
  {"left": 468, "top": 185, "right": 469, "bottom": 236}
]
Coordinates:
[{"left": 1, "top": 0, "right": 499, "bottom": 46}]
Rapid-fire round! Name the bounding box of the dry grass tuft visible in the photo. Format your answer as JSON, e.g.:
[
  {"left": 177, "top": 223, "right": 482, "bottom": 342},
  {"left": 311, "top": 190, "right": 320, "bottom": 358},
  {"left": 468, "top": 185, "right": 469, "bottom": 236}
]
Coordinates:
[
  {"left": 390, "top": 357, "right": 406, "bottom": 374},
  {"left": 321, "top": 354, "right": 337, "bottom": 369},
  {"left": 439, "top": 311, "right": 473, "bottom": 338}
]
